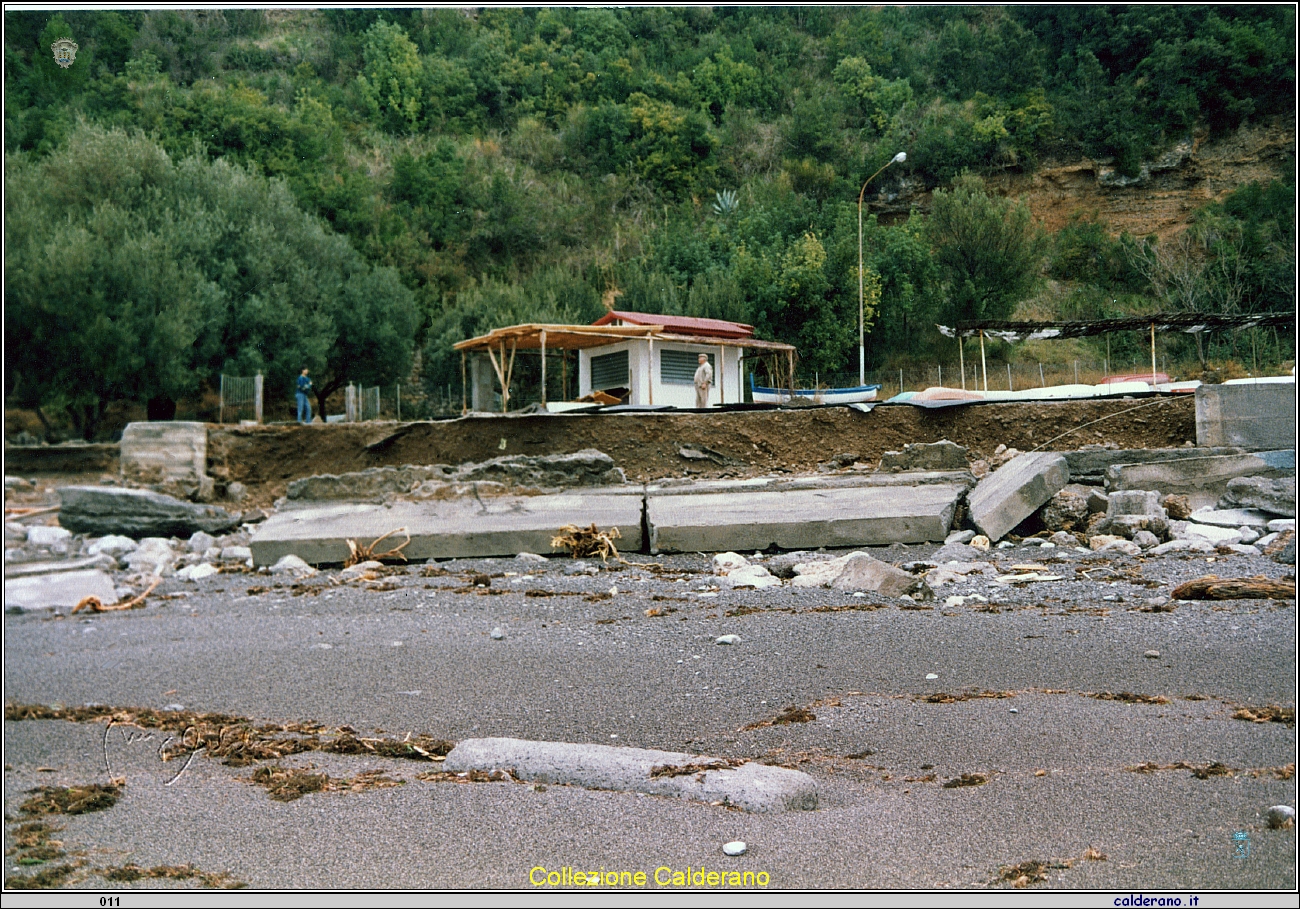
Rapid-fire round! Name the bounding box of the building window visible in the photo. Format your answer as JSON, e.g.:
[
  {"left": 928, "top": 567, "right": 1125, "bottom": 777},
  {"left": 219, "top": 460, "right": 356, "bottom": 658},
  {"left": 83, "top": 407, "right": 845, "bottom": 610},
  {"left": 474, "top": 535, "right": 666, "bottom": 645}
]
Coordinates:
[
  {"left": 590, "top": 350, "right": 629, "bottom": 390},
  {"left": 661, "top": 350, "right": 714, "bottom": 385}
]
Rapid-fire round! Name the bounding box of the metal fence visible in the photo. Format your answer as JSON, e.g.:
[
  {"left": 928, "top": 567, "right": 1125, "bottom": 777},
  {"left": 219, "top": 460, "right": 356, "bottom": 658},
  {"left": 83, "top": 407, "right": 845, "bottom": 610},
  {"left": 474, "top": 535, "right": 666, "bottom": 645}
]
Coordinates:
[
  {"left": 361, "top": 386, "right": 380, "bottom": 421},
  {"left": 219, "top": 374, "right": 262, "bottom": 423}
]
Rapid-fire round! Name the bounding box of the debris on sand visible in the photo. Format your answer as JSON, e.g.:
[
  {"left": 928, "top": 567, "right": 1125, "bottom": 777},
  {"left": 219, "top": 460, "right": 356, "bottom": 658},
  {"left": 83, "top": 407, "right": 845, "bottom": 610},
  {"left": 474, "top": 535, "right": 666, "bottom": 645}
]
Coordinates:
[
  {"left": 1170, "top": 575, "right": 1295, "bottom": 601},
  {"left": 919, "top": 690, "right": 1015, "bottom": 704},
  {"left": 343, "top": 528, "right": 410, "bottom": 567},
  {"left": 942, "top": 772, "right": 989, "bottom": 789},
  {"left": 993, "top": 858, "right": 1075, "bottom": 888},
  {"left": 1088, "top": 692, "right": 1170, "bottom": 705},
  {"left": 1232, "top": 705, "right": 1296, "bottom": 726},
  {"left": 650, "top": 758, "right": 749, "bottom": 778},
  {"left": 743, "top": 705, "right": 816, "bottom": 730},
  {"left": 100, "top": 863, "right": 246, "bottom": 888},
  {"left": 416, "top": 768, "right": 519, "bottom": 784},
  {"left": 244, "top": 764, "right": 406, "bottom": 801},
  {"left": 551, "top": 523, "right": 622, "bottom": 561},
  {"left": 19, "top": 783, "right": 122, "bottom": 817},
  {"left": 1125, "top": 761, "right": 1238, "bottom": 779}
]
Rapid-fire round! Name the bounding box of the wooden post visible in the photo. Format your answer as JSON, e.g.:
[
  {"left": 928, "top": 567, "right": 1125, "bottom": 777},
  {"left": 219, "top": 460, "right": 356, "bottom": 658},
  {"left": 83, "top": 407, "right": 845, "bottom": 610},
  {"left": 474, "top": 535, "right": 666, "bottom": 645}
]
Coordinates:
[
  {"left": 646, "top": 337, "right": 653, "bottom": 405},
  {"left": 503, "top": 339, "right": 517, "bottom": 412},
  {"left": 562, "top": 350, "right": 567, "bottom": 401},
  {"left": 787, "top": 350, "right": 795, "bottom": 398},
  {"left": 539, "top": 330, "right": 547, "bottom": 409},
  {"left": 461, "top": 352, "right": 467, "bottom": 415},
  {"left": 979, "top": 330, "right": 988, "bottom": 392},
  {"left": 253, "top": 373, "right": 264, "bottom": 423},
  {"left": 1150, "top": 322, "right": 1158, "bottom": 385}
]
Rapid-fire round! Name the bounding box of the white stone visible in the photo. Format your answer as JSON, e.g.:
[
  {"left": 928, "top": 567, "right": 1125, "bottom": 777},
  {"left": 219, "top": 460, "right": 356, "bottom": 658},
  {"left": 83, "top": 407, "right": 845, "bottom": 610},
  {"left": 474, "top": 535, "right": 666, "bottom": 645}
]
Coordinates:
[
  {"left": 1267, "top": 519, "right": 1295, "bottom": 533},
  {"left": 1222, "top": 544, "right": 1261, "bottom": 556},
  {"left": 270, "top": 554, "right": 318, "bottom": 577},
  {"left": 1149, "top": 539, "right": 1215, "bottom": 556},
  {"left": 1144, "top": 650, "right": 1160, "bottom": 659},
  {"left": 1181, "top": 523, "right": 1242, "bottom": 545},
  {"left": 188, "top": 531, "right": 217, "bottom": 553},
  {"left": 996, "top": 540, "right": 1015, "bottom": 549},
  {"left": 722, "top": 841, "right": 748, "bottom": 856},
  {"left": 713, "top": 552, "right": 750, "bottom": 575},
  {"left": 515, "top": 552, "right": 547, "bottom": 562},
  {"left": 969, "top": 535, "right": 990, "bottom": 551},
  {"left": 26, "top": 525, "right": 73, "bottom": 546},
  {"left": 1133, "top": 530, "right": 1160, "bottom": 549},
  {"left": 944, "top": 530, "right": 976, "bottom": 545},
  {"left": 220, "top": 545, "right": 252, "bottom": 562},
  {"left": 177, "top": 563, "right": 220, "bottom": 581},
  {"left": 1187, "top": 508, "right": 1271, "bottom": 528},
  {"left": 87, "top": 535, "right": 138, "bottom": 557},
  {"left": 1237, "top": 526, "right": 1260, "bottom": 544},
  {"left": 715, "top": 634, "right": 741, "bottom": 645},
  {"left": 490, "top": 627, "right": 506, "bottom": 640},
  {"left": 339, "top": 560, "right": 383, "bottom": 581},
  {"left": 721, "top": 564, "right": 780, "bottom": 589},
  {"left": 1256, "top": 533, "right": 1280, "bottom": 549},
  {"left": 1099, "top": 539, "right": 1142, "bottom": 556}
]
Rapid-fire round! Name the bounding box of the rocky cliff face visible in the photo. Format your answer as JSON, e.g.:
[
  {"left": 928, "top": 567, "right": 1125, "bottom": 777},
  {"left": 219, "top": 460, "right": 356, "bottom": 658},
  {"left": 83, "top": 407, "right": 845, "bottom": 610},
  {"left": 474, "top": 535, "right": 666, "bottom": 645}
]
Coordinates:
[{"left": 879, "top": 116, "right": 1295, "bottom": 240}]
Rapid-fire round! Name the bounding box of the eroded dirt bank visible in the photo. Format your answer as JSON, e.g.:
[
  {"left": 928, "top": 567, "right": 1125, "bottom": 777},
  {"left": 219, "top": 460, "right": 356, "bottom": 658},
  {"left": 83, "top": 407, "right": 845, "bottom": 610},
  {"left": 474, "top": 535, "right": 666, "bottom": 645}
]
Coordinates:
[{"left": 208, "top": 397, "right": 1197, "bottom": 502}]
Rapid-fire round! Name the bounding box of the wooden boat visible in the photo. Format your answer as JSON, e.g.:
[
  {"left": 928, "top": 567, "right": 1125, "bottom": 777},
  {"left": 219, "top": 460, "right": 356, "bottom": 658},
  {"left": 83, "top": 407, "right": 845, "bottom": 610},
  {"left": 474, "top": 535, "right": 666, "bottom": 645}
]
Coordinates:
[{"left": 749, "top": 375, "right": 881, "bottom": 405}]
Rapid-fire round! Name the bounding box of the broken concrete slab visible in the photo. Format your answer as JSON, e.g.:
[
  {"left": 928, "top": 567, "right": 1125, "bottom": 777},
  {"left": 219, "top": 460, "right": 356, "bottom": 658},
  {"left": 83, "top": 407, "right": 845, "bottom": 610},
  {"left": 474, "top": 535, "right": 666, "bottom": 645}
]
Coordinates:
[
  {"left": 250, "top": 490, "right": 644, "bottom": 566},
  {"left": 442, "top": 737, "right": 817, "bottom": 813},
  {"left": 120, "top": 421, "right": 207, "bottom": 483},
  {"left": 4, "top": 554, "right": 118, "bottom": 578},
  {"left": 1187, "top": 507, "right": 1274, "bottom": 529},
  {"left": 1060, "top": 446, "right": 1246, "bottom": 484},
  {"left": 58, "top": 486, "right": 241, "bottom": 539},
  {"left": 646, "top": 483, "right": 964, "bottom": 553},
  {"left": 879, "top": 439, "right": 969, "bottom": 471},
  {"left": 1196, "top": 381, "right": 1296, "bottom": 451},
  {"left": 1219, "top": 476, "right": 1296, "bottom": 517},
  {"left": 4, "top": 568, "right": 117, "bottom": 611},
  {"left": 1106, "top": 453, "right": 1278, "bottom": 508},
  {"left": 967, "top": 452, "right": 1069, "bottom": 542}
]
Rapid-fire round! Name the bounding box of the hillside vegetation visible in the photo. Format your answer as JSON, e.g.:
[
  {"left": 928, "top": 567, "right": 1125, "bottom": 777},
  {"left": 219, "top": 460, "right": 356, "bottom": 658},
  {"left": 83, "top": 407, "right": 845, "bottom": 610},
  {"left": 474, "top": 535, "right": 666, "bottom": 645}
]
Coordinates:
[{"left": 5, "top": 7, "right": 1295, "bottom": 436}]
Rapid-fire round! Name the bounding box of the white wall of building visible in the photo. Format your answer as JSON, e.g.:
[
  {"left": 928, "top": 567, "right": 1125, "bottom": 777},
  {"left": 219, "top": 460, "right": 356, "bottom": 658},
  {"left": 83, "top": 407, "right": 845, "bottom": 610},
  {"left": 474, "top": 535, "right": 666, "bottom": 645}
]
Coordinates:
[{"left": 578, "top": 340, "right": 742, "bottom": 407}]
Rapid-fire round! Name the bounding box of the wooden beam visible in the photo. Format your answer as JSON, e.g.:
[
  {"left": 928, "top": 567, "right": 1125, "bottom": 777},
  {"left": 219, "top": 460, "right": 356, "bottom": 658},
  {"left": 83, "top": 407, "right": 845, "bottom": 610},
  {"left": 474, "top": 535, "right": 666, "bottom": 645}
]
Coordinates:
[{"left": 539, "top": 329, "right": 547, "bottom": 408}]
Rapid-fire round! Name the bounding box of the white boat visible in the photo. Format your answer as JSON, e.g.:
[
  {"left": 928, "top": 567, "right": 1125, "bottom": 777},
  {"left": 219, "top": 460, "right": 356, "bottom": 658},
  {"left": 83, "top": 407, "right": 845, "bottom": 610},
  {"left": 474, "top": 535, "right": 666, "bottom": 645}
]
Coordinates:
[{"left": 750, "top": 376, "right": 881, "bottom": 405}]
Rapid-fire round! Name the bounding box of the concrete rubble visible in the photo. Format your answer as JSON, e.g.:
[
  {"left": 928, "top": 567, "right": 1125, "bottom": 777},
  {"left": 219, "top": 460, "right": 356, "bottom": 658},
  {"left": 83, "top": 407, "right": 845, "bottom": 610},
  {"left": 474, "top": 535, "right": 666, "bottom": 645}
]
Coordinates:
[
  {"left": 58, "top": 486, "right": 241, "bottom": 539},
  {"left": 443, "top": 737, "right": 817, "bottom": 813},
  {"left": 967, "top": 452, "right": 1069, "bottom": 542}
]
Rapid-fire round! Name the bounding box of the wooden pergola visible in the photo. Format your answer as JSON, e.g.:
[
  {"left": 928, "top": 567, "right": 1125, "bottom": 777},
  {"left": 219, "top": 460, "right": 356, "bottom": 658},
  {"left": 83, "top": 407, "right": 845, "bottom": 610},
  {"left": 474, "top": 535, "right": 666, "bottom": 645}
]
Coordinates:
[{"left": 453, "top": 322, "right": 796, "bottom": 412}]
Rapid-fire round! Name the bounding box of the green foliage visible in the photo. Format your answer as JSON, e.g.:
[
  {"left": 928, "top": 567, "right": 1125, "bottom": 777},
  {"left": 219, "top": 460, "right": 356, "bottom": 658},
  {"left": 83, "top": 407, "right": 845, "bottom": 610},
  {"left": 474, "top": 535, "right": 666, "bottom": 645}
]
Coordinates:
[
  {"left": 5, "top": 124, "right": 415, "bottom": 436},
  {"left": 356, "top": 19, "right": 424, "bottom": 132},
  {"left": 926, "top": 173, "right": 1045, "bottom": 324}
]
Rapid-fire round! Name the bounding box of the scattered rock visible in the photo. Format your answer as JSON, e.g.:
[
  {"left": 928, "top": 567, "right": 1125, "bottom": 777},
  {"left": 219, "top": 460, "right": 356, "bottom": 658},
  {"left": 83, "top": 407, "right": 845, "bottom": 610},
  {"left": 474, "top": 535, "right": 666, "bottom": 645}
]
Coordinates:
[
  {"left": 944, "top": 530, "right": 976, "bottom": 545},
  {"left": 515, "top": 552, "right": 547, "bottom": 563},
  {"left": 1149, "top": 539, "right": 1214, "bottom": 556},
  {"left": 1272, "top": 535, "right": 1295, "bottom": 566},
  {"left": 722, "top": 841, "right": 748, "bottom": 856},
  {"left": 176, "top": 563, "right": 220, "bottom": 582},
  {"left": 338, "top": 561, "right": 383, "bottom": 581},
  {"left": 1144, "top": 650, "right": 1160, "bottom": 659},
  {"left": 5, "top": 475, "right": 35, "bottom": 491},
  {"left": 1181, "top": 524, "right": 1242, "bottom": 545},
  {"left": 1094, "top": 490, "right": 1169, "bottom": 540},
  {"left": 969, "top": 535, "right": 990, "bottom": 551},
  {"left": 713, "top": 552, "right": 750, "bottom": 575},
  {"left": 269, "top": 555, "right": 318, "bottom": 578},
  {"left": 1089, "top": 535, "right": 1124, "bottom": 551},
  {"left": 715, "top": 635, "right": 741, "bottom": 645},
  {"left": 1132, "top": 530, "right": 1160, "bottom": 549},
  {"left": 1162, "top": 494, "right": 1192, "bottom": 520},
  {"left": 225, "top": 482, "right": 247, "bottom": 503},
  {"left": 188, "top": 531, "right": 216, "bottom": 554},
  {"left": 122, "top": 538, "right": 176, "bottom": 576},
  {"left": 58, "top": 486, "right": 240, "bottom": 539},
  {"left": 792, "top": 552, "right": 929, "bottom": 599},
  {"left": 1100, "top": 539, "right": 1142, "bottom": 556},
  {"left": 490, "top": 627, "right": 506, "bottom": 640},
  {"left": 1040, "top": 490, "right": 1088, "bottom": 532},
  {"left": 26, "top": 525, "right": 73, "bottom": 548},
  {"left": 1048, "top": 531, "right": 1078, "bottom": 547},
  {"left": 879, "top": 440, "right": 969, "bottom": 472},
  {"left": 1086, "top": 488, "right": 1111, "bottom": 515},
  {"left": 1219, "top": 476, "right": 1295, "bottom": 516},
  {"left": 721, "top": 564, "right": 781, "bottom": 589},
  {"left": 220, "top": 546, "right": 252, "bottom": 563},
  {"left": 818, "top": 452, "right": 858, "bottom": 471},
  {"left": 764, "top": 552, "right": 819, "bottom": 579},
  {"left": 1267, "top": 519, "right": 1295, "bottom": 533},
  {"left": 1265, "top": 805, "right": 1296, "bottom": 829}
]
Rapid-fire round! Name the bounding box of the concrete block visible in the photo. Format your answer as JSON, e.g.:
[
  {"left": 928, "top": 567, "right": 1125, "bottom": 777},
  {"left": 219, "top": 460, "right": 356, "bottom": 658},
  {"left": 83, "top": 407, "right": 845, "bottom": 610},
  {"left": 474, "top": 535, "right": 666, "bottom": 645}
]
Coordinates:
[
  {"left": 1060, "top": 447, "right": 1245, "bottom": 483},
  {"left": 1196, "top": 382, "right": 1296, "bottom": 450},
  {"left": 646, "top": 483, "right": 964, "bottom": 553},
  {"left": 1107, "top": 454, "right": 1273, "bottom": 509},
  {"left": 1221, "top": 476, "right": 1296, "bottom": 517},
  {"left": 120, "top": 422, "right": 208, "bottom": 483},
  {"left": 443, "top": 737, "right": 817, "bottom": 813},
  {"left": 879, "top": 440, "right": 969, "bottom": 471},
  {"left": 967, "top": 452, "right": 1069, "bottom": 542},
  {"left": 4, "top": 569, "right": 117, "bottom": 610},
  {"left": 250, "top": 490, "right": 644, "bottom": 566}
]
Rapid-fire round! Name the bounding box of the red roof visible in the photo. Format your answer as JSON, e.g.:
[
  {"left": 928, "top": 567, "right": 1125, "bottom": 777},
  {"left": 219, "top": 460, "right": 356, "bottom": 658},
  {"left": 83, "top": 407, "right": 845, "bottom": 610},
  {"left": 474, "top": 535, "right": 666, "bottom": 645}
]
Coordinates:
[{"left": 592, "top": 311, "right": 755, "bottom": 339}]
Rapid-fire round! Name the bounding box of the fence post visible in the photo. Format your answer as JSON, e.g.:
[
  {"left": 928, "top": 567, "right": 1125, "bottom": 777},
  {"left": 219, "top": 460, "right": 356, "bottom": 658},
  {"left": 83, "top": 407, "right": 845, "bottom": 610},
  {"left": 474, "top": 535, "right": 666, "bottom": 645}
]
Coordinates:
[
  {"left": 396, "top": 384, "right": 401, "bottom": 422},
  {"left": 219, "top": 375, "right": 225, "bottom": 424},
  {"left": 345, "top": 384, "right": 357, "bottom": 422},
  {"left": 1007, "top": 363, "right": 1013, "bottom": 392},
  {"left": 253, "top": 373, "right": 264, "bottom": 423}
]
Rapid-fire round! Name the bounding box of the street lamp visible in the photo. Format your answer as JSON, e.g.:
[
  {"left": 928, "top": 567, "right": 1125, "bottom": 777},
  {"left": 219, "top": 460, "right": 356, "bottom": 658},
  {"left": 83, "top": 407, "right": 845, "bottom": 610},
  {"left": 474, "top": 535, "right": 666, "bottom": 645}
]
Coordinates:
[{"left": 857, "top": 151, "right": 906, "bottom": 386}]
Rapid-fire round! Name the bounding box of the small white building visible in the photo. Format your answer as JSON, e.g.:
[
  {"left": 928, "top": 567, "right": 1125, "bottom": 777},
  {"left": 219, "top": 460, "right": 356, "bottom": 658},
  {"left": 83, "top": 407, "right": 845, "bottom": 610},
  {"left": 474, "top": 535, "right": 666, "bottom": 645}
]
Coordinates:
[{"left": 454, "top": 311, "right": 795, "bottom": 412}]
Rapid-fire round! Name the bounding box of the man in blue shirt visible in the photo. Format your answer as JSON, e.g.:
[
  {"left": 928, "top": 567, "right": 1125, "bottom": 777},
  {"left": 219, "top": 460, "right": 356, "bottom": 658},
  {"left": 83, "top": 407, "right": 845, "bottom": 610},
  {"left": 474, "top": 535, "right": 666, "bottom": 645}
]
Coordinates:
[{"left": 296, "top": 368, "right": 313, "bottom": 424}]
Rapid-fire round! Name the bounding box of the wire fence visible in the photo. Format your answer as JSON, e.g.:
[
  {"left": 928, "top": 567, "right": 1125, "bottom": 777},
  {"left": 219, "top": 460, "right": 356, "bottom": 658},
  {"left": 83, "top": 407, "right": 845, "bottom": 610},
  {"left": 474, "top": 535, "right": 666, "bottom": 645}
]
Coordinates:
[{"left": 219, "top": 374, "right": 262, "bottom": 423}]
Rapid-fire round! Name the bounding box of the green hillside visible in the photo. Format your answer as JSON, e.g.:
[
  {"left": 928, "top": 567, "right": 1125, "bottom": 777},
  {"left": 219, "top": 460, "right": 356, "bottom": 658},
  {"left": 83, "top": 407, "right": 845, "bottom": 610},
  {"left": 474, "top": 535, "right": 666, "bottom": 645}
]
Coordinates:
[{"left": 5, "top": 7, "right": 1294, "bottom": 436}]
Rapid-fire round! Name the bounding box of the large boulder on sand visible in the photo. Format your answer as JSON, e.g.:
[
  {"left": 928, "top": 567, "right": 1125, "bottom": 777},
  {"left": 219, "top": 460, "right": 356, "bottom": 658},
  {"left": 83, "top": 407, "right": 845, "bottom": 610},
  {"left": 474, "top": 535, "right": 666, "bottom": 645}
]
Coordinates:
[{"left": 58, "top": 486, "right": 241, "bottom": 539}]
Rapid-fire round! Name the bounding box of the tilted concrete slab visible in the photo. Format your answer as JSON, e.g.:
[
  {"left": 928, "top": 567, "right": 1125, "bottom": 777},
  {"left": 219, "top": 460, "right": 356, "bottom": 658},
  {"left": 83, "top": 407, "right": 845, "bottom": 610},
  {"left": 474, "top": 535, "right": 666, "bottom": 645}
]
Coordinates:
[
  {"left": 646, "top": 483, "right": 965, "bottom": 553},
  {"left": 249, "top": 490, "right": 644, "bottom": 566},
  {"left": 646, "top": 470, "right": 974, "bottom": 496},
  {"left": 1060, "top": 446, "right": 1245, "bottom": 483},
  {"left": 967, "top": 452, "right": 1069, "bottom": 542},
  {"left": 444, "top": 737, "right": 817, "bottom": 813},
  {"left": 1196, "top": 382, "right": 1296, "bottom": 451}
]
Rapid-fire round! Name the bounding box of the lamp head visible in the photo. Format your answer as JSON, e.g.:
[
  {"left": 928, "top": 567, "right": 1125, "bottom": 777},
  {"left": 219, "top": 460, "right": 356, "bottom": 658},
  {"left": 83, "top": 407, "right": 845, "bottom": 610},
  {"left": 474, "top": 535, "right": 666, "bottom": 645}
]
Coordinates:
[{"left": 891, "top": 152, "right": 907, "bottom": 164}]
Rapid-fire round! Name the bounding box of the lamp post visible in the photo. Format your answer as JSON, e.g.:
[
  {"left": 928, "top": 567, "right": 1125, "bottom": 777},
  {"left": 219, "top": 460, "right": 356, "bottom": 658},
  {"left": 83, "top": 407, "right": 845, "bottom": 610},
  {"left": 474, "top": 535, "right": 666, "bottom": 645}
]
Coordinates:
[{"left": 857, "top": 151, "right": 906, "bottom": 386}]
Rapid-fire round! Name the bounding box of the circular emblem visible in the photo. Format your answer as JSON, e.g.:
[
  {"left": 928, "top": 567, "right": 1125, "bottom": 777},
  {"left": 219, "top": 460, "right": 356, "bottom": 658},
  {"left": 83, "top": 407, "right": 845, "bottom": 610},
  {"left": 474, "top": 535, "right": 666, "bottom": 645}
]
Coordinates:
[{"left": 51, "top": 37, "right": 78, "bottom": 69}]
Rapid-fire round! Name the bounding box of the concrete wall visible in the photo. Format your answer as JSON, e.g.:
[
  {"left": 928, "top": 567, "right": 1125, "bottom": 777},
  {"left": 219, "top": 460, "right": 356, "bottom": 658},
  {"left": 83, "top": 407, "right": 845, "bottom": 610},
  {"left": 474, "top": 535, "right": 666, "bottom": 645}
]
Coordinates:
[
  {"left": 578, "top": 340, "right": 742, "bottom": 407},
  {"left": 1196, "top": 381, "right": 1296, "bottom": 451},
  {"left": 120, "top": 422, "right": 207, "bottom": 482}
]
